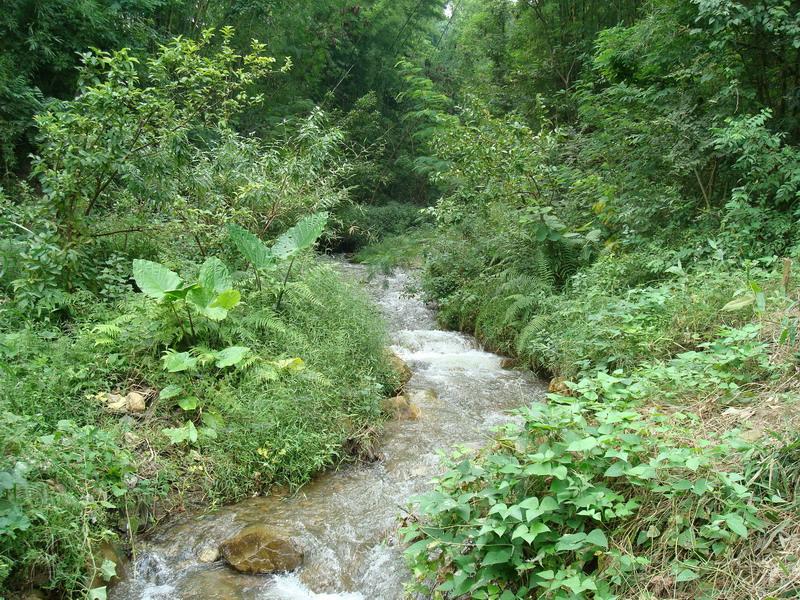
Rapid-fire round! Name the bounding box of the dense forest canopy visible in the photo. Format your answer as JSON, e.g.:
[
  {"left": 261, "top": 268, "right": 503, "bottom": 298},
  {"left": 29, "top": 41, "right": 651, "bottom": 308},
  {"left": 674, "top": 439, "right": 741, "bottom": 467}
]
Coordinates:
[{"left": 2, "top": 0, "right": 800, "bottom": 598}]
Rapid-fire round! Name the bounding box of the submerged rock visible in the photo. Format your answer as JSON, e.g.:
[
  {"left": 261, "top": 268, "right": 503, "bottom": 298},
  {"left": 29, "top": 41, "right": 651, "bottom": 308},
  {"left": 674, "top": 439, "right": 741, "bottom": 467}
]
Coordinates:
[
  {"left": 386, "top": 350, "right": 412, "bottom": 388},
  {"left": 381, "top": 395, "right": 421, "bottom": 420},
  {"left": 219, "top": 524, "right": 303, "bottom": 574},
  {"left": 197, "top": 546, "right": 220, "bottom": 563}
]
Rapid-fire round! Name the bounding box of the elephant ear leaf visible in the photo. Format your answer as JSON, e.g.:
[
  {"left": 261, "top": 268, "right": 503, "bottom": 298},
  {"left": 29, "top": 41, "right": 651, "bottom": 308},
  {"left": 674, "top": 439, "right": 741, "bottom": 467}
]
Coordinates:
[
  {"left": 133, "top": 260, "right": 183, "bottom": 300},
  {"left": 199, "top": 257, "right": 232, "bottom": 293},
  {"left": 227, "top": 224, "right": 273, "bottom": 269},
  {"left": 214, "top": 346, "right": 250, "bottom": 368},
  {"left": 271, "top": 212, "right": 328, "bottom": 260}
]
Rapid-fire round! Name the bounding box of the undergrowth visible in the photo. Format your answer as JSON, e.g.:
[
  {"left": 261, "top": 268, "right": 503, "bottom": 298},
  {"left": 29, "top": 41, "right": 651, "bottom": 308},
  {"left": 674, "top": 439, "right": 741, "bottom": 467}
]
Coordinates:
[{"left": 403, "top": 316, "right": 800, "bottom": 599}]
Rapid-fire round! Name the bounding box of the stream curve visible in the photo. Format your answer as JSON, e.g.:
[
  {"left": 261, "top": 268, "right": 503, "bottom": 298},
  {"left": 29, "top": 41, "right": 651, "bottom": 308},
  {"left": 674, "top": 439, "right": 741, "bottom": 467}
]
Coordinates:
[{"left": 111, "top": 263, "right": 545, "bottom": 600}]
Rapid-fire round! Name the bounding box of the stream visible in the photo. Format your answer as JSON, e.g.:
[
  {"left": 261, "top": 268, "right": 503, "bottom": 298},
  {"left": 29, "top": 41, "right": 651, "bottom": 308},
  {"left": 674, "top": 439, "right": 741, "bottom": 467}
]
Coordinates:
[{"left": 111, "top": 263, "right": 545, "bottom": 600}]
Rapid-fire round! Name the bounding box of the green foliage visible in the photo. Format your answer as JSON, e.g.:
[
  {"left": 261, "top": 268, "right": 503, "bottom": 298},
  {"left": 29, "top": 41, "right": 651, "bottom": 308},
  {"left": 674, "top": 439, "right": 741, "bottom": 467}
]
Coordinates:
[
  {"left": 333, "top": 201, "right": 432, "bottom": 251},
  {"left": 133, "top": 257, "right": 242, "bottom": 338},
  {"left": 0, "top": 413, "right": 163, "bottom": 595},
  {"left": 404, "top": 324, "right": 780, "bottom": 599}
]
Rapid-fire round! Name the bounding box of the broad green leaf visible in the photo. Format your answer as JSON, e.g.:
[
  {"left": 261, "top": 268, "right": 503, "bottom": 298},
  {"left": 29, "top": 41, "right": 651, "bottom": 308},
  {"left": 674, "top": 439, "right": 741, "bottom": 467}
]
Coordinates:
[
  {"left": 566, "top": 436, "right": 599, "bottom": 452},
  {"left": 202, "top": 411, "right": 225, "bottom": 429},
  {"left": 162, "top": 351, "right": 198, "bottom": 373},
  {"left": 99, "top": 559, "right": 117, "bottom": 582},
  {"left": 178, "top": 396, "right": 199, "bottom": 411},
  {"left": 162, "top": 421, "right": 197, "bottom": 444},
  {"left": 214, "top": 346, "right": 250, "bottom": 368},
  {"left": 482, "top": 547, "right": 513, "bottom": 566},
  {"left": 228, "top": 224, "right": 273, "bottom": 268},
  {"left": 723, "top": 513, "right": 748, "bottom": 538},
  {"left": 274, "top": 357, "right": 305, "bottom": 372},
  {"left": 187, "top": 286, "right": 228, "bottom": 321},
  {"left": 272, "top": 212, "right": 328, "bottom": 259},
  {"left": 159, "top": 384, "right": 183, "bottom": 400},
  {"left": 199, "top": 257, "right": 231, "bottom": 293},
  {"left": 210, "top": 289, "right": 241, "bottom": 310},
  {"left": 133, "top": 260, "right": 182, "bottom": 300},
  {"left": 88, "top": 588, "right": 108, "bottom": 600},
  {"left": 586, "top": 528, "right": 609, "bottom": 549},
  {"left": 162, "top": 284, "right": 197, "bottom": 301},
  {"left": 675, "top": 568, "right": 699, "bottom": 582},
  {"left": 187, "top": 285, "right": 214, "bottom": 310},
  {"left": 556, "top": 533, "right": 587, "bottom": 551}
]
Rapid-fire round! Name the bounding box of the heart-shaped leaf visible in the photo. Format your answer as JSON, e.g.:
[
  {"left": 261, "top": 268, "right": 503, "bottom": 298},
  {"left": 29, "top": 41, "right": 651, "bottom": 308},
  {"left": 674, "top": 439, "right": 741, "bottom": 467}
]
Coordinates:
[
  {"left": 133, "top": 260, "right": 182, "bottom": 300},
  {"left": 214, "top": 346, "right": 250, "bottom": 368},
  {"left": 162, "top": 351, "right": 197, "bottom": 373}
]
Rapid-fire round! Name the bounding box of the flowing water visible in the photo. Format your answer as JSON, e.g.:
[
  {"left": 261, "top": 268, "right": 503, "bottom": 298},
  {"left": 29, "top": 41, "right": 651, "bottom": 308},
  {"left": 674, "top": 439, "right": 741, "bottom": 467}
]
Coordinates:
[{"left": 111, "top": 263, "right": 545, "bottom": 600}]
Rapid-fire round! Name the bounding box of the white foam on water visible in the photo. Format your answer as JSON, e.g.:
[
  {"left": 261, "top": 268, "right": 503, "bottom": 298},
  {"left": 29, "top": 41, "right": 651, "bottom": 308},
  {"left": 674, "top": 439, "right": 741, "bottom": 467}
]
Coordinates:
[
  {"left": 391, "top": 329, "right": 505, "bottom": 376},
  {"left": 263, "top": 574, "right": 364, "bottom": 600},
  {"left": 138, "top": 584, "right": 177, "bottom": 600}
]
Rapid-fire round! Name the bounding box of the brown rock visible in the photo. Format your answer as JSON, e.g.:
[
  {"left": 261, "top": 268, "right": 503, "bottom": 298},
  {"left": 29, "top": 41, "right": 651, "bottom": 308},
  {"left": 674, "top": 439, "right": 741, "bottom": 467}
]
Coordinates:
[
  {"left": 386, "top": 350, "right": 412, "bottom": 387},
  {"left": 500, "top": 357, "right": 517, "bottom": 369},
  {"left": 381, "top": 395, "right": 421, "bottom": 420},
  {"left": 219, "top": 525, "right": 303, "bottom": 574},
  {"left": 125, "top": 391, "right": 147, "bottom": 413},
  {"left": 548, "top": 377, "right": 572, "bottom": 396}
]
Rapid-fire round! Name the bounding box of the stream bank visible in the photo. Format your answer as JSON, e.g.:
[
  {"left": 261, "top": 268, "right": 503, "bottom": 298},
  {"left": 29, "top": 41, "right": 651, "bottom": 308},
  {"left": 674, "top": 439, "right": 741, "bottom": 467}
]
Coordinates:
[{"left": 111, "top": 263, "right": 545, "bottom": 599}]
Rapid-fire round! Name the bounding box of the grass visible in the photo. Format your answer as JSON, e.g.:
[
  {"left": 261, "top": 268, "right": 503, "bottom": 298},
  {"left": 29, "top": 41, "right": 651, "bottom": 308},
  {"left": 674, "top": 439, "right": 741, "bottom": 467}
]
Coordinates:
[
  {"left": 409, "top": 224, "right": 800, "bottom": 598},
  {"left": 0, "top": 256, "right": 398, "bottom": 598}
]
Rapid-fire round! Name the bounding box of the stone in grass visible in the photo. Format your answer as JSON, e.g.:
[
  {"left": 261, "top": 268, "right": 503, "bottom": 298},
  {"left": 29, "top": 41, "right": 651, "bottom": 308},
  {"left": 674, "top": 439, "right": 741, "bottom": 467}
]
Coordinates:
[
  {"left": 219, "top": 524, "right": 304, "bottom": 574},
  {"left": 101, "top": 390, "right": 149, "bottom": 414}
]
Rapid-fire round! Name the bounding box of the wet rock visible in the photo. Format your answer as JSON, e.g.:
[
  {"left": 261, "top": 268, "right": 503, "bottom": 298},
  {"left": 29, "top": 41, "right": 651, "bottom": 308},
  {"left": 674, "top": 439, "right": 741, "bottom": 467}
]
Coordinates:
[
  {"left": 381, "top": 395, "right": 421, "bottom": 420},
  {"left": 500, "top": 357, "right": 518, "bottom": 369},
  {"left": 219, "top": 524, "right": 303, "bottom": 574},
  {"left": 386, "top": 350, "right": 412, "bottom": 388},
  {"left": 197, "top": 546, "right": 220, "bottom": 563},
  {"left": 548, "top": 377, "right": 572, "bottom": 396},
  {"left": 407, "top": 388, "right": 438, "bottom": 405}
]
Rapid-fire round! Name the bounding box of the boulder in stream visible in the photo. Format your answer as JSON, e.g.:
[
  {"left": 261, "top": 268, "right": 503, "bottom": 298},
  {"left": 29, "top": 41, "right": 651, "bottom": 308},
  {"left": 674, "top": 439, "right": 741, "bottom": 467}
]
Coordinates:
[
  {"left": 386, "top": 349, "right": 412, "bottom": 389},
  {"left": 219, "top": 524, "right": 303, "bottom": 574},
  {"left": 381, "top": 395, "right": 421, "bottom": 420}
]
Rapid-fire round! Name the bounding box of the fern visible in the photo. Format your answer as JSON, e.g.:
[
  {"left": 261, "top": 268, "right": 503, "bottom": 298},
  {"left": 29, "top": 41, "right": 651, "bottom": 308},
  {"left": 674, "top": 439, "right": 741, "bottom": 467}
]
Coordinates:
[
  {"left": 91, "top": 313, "right": 136, "bottom": 346},
  {"left": 503, "top": 293, "right": 542, "bottom": 328}
]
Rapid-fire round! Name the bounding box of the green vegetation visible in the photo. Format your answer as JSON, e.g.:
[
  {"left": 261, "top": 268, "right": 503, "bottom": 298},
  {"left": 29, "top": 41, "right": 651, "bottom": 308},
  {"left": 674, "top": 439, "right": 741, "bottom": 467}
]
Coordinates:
[
  {"left": 3, "top": 0, "right": 800, "bottom": 598},
  {"left": 392, "top": 1, "right": 800, "bottom": 598},
  {"left": 0, "top": 17, "right": 416, "bottom": 598}
]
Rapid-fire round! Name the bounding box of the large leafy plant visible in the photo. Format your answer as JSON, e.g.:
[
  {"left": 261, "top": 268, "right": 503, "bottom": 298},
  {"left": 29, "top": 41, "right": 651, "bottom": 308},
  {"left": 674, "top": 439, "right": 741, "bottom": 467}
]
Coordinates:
[
  {"left": 133, "top": 257, "right": 241, "bottom": 338},
  {"left": 228, "top": 211, "right": 328, "bottom": 308},
  {"left": 403, "top": 393, "right": 766, "bottom": 600}
]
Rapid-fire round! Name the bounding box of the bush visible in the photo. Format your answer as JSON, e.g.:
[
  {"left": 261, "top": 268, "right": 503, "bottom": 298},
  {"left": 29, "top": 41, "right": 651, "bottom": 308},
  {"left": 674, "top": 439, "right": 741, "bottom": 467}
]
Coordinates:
[
  {"left": 0, "top": 413, "right": 166, "bottom": 595},
  {"left": 332, "top": 201, "right": 431, "bottom": 251},
  {"left": 403, "top": 324, "right": 783, "bottom": 600}
]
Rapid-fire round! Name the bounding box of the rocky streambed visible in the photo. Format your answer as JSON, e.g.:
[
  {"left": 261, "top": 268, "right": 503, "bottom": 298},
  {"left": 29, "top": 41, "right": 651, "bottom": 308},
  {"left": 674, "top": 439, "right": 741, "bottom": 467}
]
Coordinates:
[{"left": 110, "top": 264, "right": 545, "bottom": 599}]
